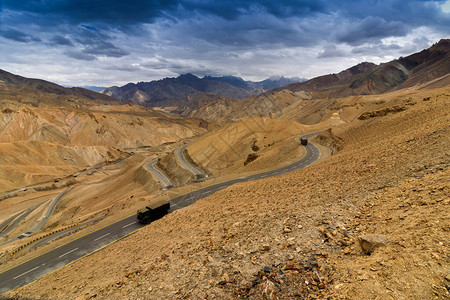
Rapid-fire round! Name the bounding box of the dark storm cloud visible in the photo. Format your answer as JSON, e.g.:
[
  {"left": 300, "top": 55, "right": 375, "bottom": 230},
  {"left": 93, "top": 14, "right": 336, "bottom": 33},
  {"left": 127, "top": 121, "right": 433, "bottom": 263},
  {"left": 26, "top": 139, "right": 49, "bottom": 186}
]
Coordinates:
[
  {"left": 179, "top": 0, "right": 328, "bottom": 20},
  {"left": 64, "top": 50, "right": 97, "bottom": 61},
  {"left": 51, "top": 35, "right": 73, "bottom": 46},
  {"left": 2, "top": 0, "right": 178, "bottom": 26},
  {"left": 317, "top": 45, "right": 348, "bottom": 58},
  {"left": 64, "top": 25, "right": 130, "bottom": 58},
  {"left": 82, "top": 41, "right": 129, "bottom": 58},
  {"left": 2, "top": 0, "right": 449, "bottom": 48},
  {"left": 331, "top": 0, "right": 449, "bottom": 28},
  {"left": 0, "top": 28, "right": 40, "bottom": 43},
  {"left": 336, "top": 16, "right": 410, "bottom": 45}
]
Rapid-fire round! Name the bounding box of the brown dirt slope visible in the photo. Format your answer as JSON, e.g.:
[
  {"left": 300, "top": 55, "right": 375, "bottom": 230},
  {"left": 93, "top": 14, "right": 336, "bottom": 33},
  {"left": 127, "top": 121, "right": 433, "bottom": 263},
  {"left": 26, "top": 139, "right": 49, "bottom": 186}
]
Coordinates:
[
  {"left": 0, "top": 141, "right": 126, "bottom": 192},
  {"left": 186, "top": 117, "right": 308, "bottom": 176},
  {"left": 5, "top": 87, "right": 450, "bottom": 299},
  {"left": 157, "top": 152, "right": 195, "bottom": 186},
  {"left": 0, "top": 102, "right": 205, "bottom": 148}
]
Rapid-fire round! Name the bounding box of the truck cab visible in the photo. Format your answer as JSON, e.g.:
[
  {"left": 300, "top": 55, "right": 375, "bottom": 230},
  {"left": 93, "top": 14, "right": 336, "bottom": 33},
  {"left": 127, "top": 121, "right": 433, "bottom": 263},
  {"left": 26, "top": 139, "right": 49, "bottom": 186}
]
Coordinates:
[{"left": 137, "top": 199, "right": 171, "bottom": 224}]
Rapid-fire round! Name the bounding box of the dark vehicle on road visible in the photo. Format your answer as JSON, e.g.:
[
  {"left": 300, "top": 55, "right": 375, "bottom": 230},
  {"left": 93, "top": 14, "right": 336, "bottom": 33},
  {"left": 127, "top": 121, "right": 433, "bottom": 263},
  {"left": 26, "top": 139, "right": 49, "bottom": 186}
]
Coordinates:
[
  {"left": 137, "top": 200, "right": 171, "bottom": 224},
  {"left": 300, "top": 138, "right": 308, "bottom": 145}
]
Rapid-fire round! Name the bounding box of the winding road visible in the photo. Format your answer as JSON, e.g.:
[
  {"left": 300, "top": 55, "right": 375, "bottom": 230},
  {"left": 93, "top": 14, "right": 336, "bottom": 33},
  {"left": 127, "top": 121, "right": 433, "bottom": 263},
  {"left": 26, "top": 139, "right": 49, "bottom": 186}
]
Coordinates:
[
  {"left": 0, "top": 132, "right": 321, "bottom": 294},
  {"left": 175, "top": 144, "right": 207, "bottom": 179},
  {"left": 146, "top": 160, "right": 174, "bottom": 189}
]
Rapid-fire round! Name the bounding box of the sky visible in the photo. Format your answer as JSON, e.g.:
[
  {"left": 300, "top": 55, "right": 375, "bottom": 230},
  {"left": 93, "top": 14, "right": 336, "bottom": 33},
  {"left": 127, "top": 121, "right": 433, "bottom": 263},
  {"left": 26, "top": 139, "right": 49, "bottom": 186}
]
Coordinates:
[{"left": 0, "top": 0, "right": 449, "bottom": 87}]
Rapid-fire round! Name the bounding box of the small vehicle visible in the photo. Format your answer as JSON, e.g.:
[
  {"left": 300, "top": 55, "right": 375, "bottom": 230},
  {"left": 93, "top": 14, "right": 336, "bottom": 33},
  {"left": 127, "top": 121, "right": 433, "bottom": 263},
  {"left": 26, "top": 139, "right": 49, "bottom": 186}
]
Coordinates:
[
  {"left": 137, "top": 199, "right": 171, "bottom": 224},
  {"left": 300, "top": 138, "right": 308, "bottom": 145}
]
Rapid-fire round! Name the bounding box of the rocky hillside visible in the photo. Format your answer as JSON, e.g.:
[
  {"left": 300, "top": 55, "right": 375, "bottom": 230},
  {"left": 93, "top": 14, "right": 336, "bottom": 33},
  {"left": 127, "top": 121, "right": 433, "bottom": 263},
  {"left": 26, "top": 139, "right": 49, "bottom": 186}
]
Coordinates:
[
  {"left": 286, "top": 39, "right": 450, "bottom": 97},
  {"left": 186, "top": 117, "right": 309, "bottom": 176},
  {"left": 101, "top": 73, "right": 302, "bottom": 107},
  {"left": 281, "top": 62, "right": 377, "bottom": 94},
  {"left": 0, "top": 101, "right": 205, "bottom": 148},
  {"left": 8, "top": 86, "right": 449, "bottom": 299},
  {"left": 0, "top": 69, "right": 120, "bottom": 103}
]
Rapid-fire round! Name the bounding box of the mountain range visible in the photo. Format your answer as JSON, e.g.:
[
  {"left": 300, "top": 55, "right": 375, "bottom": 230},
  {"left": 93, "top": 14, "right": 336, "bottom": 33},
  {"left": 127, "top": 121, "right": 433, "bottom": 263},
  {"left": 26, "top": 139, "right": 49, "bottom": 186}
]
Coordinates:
[{"left": 101, "top": 74, "right": 304, "bottom": 106}]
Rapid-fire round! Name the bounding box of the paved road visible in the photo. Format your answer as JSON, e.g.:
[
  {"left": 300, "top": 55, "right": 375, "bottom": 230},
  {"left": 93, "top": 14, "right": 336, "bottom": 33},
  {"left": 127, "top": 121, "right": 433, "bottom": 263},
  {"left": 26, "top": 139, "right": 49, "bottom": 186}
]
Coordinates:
[
  {"left": 0, "top": 153, "right": 135, "bottom": 199},
  {"left": 0, "top": 198, "right": 51, "bottom": 239},
  {"left": 175, "top": 144, "right": 206, "bottom": 179},
  {"left": 146, "top": 160, "right": 174, "bottom": 189},
  {"left": 1, "top": 189, "right": 72, "bottom": 246},
  {"left": 18, "top": 189, "right": 71, "bottom": 240},
  {"left": 0, "top": 133, "right": 320, "bottom": 294}
]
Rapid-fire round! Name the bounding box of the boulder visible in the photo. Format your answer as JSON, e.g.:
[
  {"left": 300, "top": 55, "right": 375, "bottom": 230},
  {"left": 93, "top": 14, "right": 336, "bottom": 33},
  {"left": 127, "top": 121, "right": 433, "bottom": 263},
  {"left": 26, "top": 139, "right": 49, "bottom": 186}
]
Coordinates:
[{"left": 358, "top": 234, "right": 387, "bottom": 255}]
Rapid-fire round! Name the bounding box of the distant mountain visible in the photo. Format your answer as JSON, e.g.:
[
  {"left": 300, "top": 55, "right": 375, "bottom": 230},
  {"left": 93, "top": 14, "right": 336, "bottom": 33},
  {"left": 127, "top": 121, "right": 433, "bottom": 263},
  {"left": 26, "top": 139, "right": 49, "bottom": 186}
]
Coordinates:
[
  {"left": 78, "top": 86, "right": 107, "bottom": 93},
  {"left": 101, "top": 74, "right": 304, "bottom": 107},
  {"left": 284, "top": 39, "right": 450, "bottom": 97},
  {"left": 0, "top": 69, "right": 121, "bottom": 103},
  {"left": 257, "top": 76, "right": 305, "bottom": 90},
  {"left": 203, "top": 75, "right": 305, "bottom": 91}
]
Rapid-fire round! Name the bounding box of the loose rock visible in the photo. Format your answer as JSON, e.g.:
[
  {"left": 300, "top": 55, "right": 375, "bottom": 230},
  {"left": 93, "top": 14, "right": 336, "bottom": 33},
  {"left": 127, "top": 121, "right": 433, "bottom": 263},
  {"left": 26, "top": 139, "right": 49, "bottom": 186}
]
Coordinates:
[{"left": 358, "top": 234, "right": 388, "bottom": 255}]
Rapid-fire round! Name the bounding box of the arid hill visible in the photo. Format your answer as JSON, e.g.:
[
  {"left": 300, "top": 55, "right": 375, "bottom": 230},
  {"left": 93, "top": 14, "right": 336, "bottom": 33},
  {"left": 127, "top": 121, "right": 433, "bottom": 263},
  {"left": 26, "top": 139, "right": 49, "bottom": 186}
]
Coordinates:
[
  {"left": 186, "top": 117, "right": 309, "bottom": 176},
  {"left": 0, "top": 69, "right": 121, "bottom": 103}
]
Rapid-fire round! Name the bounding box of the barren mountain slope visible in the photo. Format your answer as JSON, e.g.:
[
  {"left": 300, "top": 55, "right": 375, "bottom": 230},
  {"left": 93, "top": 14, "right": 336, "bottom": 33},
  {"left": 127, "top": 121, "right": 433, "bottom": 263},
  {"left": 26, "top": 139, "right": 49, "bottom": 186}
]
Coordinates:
[
  {"left": 178, "top": 89, "right": 314, "bottom": 123},
  {"left": 6, "top": 86, "right": 449, "bottom": 299},
  {"left": 287, "top": 39, "right": 450, "bottom": 98},
  {"left": 0, "top": 141, "right": 126, "bottom": 192},
  {"left": 186, "top": 117, "right": 309, "bottom": 176},
  {"left": 108, "top": 40, "right": 450, "bottom": 124},
  {"left": 0, "top": 69, "right": 120, "bottom": 103},
  {"left": 0, "top": 101, "right": 205, "bottom": 148}
]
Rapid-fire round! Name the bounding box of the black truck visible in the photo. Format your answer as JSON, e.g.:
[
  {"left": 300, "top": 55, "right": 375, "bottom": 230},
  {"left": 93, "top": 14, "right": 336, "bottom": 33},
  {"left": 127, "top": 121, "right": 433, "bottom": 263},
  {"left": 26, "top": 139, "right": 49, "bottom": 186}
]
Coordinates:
[
  {"left": 137, "top": 200, "right": 171, "bottom": 224},
  {"left": 300, "top": 138, "right": 308, "bottom": 145}
]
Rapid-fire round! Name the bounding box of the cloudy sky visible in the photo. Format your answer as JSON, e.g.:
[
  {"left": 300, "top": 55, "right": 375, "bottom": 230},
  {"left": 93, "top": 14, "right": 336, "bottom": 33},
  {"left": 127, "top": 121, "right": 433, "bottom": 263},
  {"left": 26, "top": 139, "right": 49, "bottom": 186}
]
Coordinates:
[{"left": 0, "top": 0, "right": 449, "bottom": 87}]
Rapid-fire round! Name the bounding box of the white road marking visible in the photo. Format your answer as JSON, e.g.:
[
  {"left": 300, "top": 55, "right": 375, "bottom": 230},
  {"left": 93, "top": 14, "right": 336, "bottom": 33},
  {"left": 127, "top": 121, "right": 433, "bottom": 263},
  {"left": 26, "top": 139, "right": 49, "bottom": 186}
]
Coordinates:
[
  {"left": 58, "top": 248, "right": 78, "bottom": 258},
  {"left": 13, "top": 266, "right": 39, "bottom": 280},
  {"left": 58, "top": 247, "right": 78, "bottom": 258},
  {"left": 94, "top": 233, "right": 110, "bottom": 241},
  {"left": 185, "top": 197, "right": 194, "bottom": 201},
  {"left": 218, "top": 185, "right": 227, "bottom": 189},
  {"left": 202, "top": 191, "right": 213, "bottom": 195},
  {"left": 122, "top": 222, "right": 136, "bottom": 229}
]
